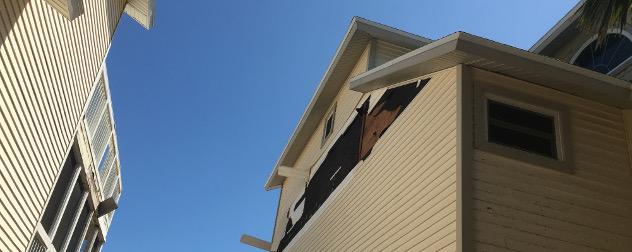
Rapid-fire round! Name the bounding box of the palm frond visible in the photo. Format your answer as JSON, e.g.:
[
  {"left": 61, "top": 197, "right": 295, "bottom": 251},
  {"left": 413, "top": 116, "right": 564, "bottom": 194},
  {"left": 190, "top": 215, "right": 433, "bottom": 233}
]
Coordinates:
[{"left": 575, "top": 0, "right": 632, "bottom": 47}]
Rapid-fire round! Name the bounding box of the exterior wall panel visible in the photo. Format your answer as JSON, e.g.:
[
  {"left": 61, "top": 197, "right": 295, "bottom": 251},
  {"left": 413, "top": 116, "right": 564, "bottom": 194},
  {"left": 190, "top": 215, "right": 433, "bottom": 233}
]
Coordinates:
[
  {"left": 0, "top": 0, "right": 126, "bottom": 250},
  {"left": 280, "top": 67, "right": 458, "bottom": 251},
  {"left": 271, "top": 44, "right": 370, "bottom": 250},
  {"left": 471, "top": 69, "right": 632, "bottom": 251}
]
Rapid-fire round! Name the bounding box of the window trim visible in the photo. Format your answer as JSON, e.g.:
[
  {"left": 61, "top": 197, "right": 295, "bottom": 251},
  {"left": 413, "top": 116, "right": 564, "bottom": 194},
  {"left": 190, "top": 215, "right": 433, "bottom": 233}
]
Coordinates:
[
  {"left": 474, "top": 82, "right": 572, "bottom": 174},
  {"left": 29, "top": 149, "right": 97, "bottom": 252},
  {"left": 570, "top": 28, "right": 632, "bottom": 76},
  {"left": 321, "top": 106, "right": 336, "bottom": 147}
]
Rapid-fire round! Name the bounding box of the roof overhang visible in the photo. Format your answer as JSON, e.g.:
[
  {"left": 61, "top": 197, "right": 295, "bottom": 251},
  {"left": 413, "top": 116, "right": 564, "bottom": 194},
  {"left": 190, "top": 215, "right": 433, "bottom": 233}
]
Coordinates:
[
  {"left": 530, "top": 1, "right": 582, "bottom": 55},
  {"left": 350, "top": 32, "right": 632, "bottom": 108},
  {"left": 264, "top": 17, "right": 432, "bottom": 190},
  {"left": 124, "top": 0, "right": 155, "bottom": 29}
]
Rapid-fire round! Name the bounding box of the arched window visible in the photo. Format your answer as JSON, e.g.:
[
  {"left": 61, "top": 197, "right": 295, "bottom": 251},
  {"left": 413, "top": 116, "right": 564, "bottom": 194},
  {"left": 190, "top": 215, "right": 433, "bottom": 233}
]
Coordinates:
[{"left": 573, "top": 33, "right": 632, "bottom": 74}]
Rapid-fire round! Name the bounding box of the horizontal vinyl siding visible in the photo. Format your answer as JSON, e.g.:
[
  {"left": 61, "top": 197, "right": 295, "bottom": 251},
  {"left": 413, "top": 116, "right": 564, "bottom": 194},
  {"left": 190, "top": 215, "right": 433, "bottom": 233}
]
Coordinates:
[
  {"left": 287, "top": 67, "right": 458, "bottom": 251},
  {"left": 271, "top": 44, "right": 370, "bottom": 250},
  {"left": 373, "top": 40, "right": 412, "bottom": 68},
  {"left": 0, "top": 0, "right": 124, "bottom": 251},
  {"left": 471, "top": 69, "right": 632, "bottom": 251}
]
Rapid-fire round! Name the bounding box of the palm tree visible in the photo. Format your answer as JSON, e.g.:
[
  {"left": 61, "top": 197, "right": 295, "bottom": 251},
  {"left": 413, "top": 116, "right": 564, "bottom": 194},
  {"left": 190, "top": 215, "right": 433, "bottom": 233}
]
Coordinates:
[{"left": 576, "top": 0, "right": 632, "bottom": 46}]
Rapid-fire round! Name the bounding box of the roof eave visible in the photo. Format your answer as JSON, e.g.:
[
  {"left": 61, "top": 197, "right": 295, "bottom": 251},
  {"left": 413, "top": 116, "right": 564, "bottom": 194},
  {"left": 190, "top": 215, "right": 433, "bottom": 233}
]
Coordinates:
[
  {"left": 350, "top": 32, "right": 632, "bottom": 108},
  {"left": 264, "top": 17, "right": 432, "bottom": 190},
  {"left": 530, "top": 1, "right": 582, "bottom": 54}
]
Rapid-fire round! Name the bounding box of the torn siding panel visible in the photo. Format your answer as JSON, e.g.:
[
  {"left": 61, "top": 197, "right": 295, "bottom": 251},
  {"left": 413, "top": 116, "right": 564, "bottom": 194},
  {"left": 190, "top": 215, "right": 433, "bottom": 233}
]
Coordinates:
[
  {"left": 272, "top": 44, "right": 371, "bottom": 250},
  {"left": 288, "top": 68, "right": 458, "bottom": 252},
  {"left": 278, "top": 80, "right": 428, "bottom": 251},
  {"left": 359, "top": 79, "right": 428, "bottom": 160}
]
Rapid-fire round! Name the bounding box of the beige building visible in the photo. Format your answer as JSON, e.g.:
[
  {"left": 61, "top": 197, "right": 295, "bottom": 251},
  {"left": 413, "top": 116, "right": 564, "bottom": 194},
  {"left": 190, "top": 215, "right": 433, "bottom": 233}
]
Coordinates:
[
  {"left": 242, "top": 2, "right": 632, "bottom": 252},
  {"left": 0, "top": 0, "right": 154, "bottom": 251}
]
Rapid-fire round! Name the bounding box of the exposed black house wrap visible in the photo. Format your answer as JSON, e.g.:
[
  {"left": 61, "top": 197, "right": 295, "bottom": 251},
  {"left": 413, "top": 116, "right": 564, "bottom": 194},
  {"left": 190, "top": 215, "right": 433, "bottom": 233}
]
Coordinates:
[{"left": 279, "top": 79, "right": 428, "bottom": 251}]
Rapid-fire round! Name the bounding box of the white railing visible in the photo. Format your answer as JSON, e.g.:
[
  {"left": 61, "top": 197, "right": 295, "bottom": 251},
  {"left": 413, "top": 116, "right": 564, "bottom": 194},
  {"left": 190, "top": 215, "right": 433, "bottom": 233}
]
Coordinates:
[
  {"left": 85, "top": 79, "right": 107, "bottom": 136},
  {"left": 85, "top": 70, "right": 123, "bottom": 238},
  {"left": 98, "top": 141, "right": 116, "bottom": 187}
]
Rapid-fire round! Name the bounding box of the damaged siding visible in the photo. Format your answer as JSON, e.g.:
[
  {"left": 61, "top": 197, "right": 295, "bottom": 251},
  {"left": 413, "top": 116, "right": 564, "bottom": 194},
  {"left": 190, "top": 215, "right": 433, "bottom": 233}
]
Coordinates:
[
  {"left": 270, "top": 44, "right": 370, "bottom": 250},
  {"left": 280, "top": 79, "right": 427, "bottom": 251},
  {"left": 284, "top": 67, "right": 458, "bottom": 251},
  {"left": 471, "top": 69, "right": 632, "bottom": 251}
]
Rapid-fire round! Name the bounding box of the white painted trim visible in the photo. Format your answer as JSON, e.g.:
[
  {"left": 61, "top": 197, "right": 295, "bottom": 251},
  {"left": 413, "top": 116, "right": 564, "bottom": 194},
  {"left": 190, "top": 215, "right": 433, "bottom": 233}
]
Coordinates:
[
  {"left": 277, "top": 166, "right": 309, "bottom": 181},
  {"left": 71, "top": 210, "right": 94, "bottom": 252},
  {"left": 568, "top": 29, "right": 632, "bottom": 75},
  {"left": 60, "top": 191, "right": 89, "bottom": 252},
  {"left": 321, "top": 105, "right": 336, "bottom": 147},
  {"left": 83, "top": 227, "right": 98, "bottom": 252},
  {"left": 264, "top": 17, "right": 432, "bottom": 190},
  {"left": 240, "top": 234, "right": 272, "bottom": 251},
  {"left": 49, "top": 164, "right": 82, "bottom": 238},
  {"left": 32, "top": 224, "right": 55, "bottom": 252},
  {"left": 473, "top": 73, "right": 573, "bottom": 174},
  {"left": 530, "top": 1, "right": 583, "bottom": 53},
  {"left": 484, "top": 93, "right": 563, "bottom": 161},
  {"left": 349, "top": 32, "right": 632, "bottom": 108}
]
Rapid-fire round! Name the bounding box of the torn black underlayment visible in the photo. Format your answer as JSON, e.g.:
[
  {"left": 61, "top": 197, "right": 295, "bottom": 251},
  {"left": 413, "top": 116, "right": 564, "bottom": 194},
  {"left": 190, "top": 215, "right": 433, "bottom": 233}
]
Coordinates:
[{"left": 279, "top": 78, "right": 429, "bottom": 251}]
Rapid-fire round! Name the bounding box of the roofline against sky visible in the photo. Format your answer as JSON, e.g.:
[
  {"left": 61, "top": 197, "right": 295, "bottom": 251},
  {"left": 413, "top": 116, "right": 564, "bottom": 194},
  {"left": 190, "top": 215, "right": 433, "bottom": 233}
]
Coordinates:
[
  {"left": 350, "top": 32, "right": 632, "bottom": 105},
  {"left": 264, "top": 17, "right": 432, "bottom": 190},
  {"left": 267, "top": 8, "right": 632, "bottom": 191},
  {"left": 530, "top": 1, "right": 582, "bottom": 53}
]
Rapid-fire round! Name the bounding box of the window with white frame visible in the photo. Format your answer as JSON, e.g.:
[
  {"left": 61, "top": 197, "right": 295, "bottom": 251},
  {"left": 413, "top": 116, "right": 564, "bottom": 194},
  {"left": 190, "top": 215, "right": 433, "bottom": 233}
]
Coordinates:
[
  {"left": 474, "top": 83, "right": 571, "bottom": 173},
  {"left": 487, "top": 99, "right": 557, "bottom": 159},
  {"left": 28, "top": 151, "right": 96, "bottom": 252},
  {"left": 322, "top": 106, "right": 335, "bottom": 146},
  {"left": 572, "top": 32, "right": 632, "bottom": 75}
]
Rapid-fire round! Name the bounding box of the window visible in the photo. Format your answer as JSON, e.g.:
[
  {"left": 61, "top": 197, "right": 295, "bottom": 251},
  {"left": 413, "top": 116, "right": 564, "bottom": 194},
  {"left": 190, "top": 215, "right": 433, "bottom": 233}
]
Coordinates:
[
  {"left": 573, "top": 33, "right": 632, "bottom": 75},
  {"left": 474, "top": 82, "right": 571, "bottom": 174},
  {"left": 29, "top": 151, "right": 96, "bottom": 252},
  {"left": 487, "top": 99, "right": 557, "bottom": 158},
  {"left": 322, "top": 107, "right": 335, "bottom": 145}
]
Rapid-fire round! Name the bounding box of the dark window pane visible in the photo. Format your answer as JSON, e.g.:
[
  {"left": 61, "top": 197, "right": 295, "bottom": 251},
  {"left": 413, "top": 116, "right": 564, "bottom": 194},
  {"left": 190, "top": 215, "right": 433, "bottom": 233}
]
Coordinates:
[
  {"left": 53, "top": 179, "right": 83, "bottom": 251},
  {"left": 67, "top": 204, "right": 90, "bottom": 252},
  {"left": 41, "top": 154, "right": 76, "bottom": 233},
  {"left": 487, "top": 100, "right": 557, "bottom": 159},
  {"left": 488, "top": 100, "right": 554, "bottom": 133},
  {"left": 91, "top": 239, "right": 102, "bottom": 252},
  {"left": 574, "top": 34, "right": 632, "bottom": 74}
]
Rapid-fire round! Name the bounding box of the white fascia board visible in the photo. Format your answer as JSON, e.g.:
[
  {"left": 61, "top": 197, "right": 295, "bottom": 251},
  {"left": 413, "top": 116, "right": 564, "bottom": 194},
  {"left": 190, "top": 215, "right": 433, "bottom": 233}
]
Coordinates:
[
  {"left": 354, "top": 17, "right": 433, "bottom": 48},
  {"left": 264, "top": 17, "right": 432, "bottom": 190},
  {"left": 350, "top": 32, "right": 632, "bottom": 108},
  {"left": 240, "top": 234, "right": 272, "bottom": 251},
  {"left": 124, "top": 0, "right": 156, "bottom": 29},
  {"left": 350, "top": 32, "right": 461, "bottom": 92},
  {"left": 263, "top": 18, "right": 360, "bottom": 191},
  {"left": 530, "top": 1, "right": 582, "bottom": 53}
]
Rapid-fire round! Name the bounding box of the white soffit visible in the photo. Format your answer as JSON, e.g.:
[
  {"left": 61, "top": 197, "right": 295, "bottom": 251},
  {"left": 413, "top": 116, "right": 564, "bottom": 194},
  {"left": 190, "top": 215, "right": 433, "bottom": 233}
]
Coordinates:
[
  {"left": 350, "top": 32, "right": 632, "bottom": 109},
  {"left": 264, "top": 17, "right": 432, "bottom": 190},
  {"left": 124, "top": 0, "right": 155, "bottom": 29}
]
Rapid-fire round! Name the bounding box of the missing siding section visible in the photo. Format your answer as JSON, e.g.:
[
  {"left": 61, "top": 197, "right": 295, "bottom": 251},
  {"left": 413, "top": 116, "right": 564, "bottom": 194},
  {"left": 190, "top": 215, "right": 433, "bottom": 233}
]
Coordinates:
[
  {"left": 359, "top": 79, "right": 428, "bottom": 160},
  {"left": 279, "top": 79, "right": 428, "bottom": 251}
]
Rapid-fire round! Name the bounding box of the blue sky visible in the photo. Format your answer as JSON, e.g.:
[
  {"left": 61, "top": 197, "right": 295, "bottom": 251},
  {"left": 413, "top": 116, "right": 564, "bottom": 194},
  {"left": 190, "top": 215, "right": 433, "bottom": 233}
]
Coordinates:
[{"left": 104, "top": 1, "right": 578, "bottom": 251}]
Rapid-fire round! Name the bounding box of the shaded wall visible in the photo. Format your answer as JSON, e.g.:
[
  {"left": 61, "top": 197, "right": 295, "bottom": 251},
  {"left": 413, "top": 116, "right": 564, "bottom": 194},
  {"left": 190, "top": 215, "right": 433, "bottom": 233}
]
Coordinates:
[
  {"left": 283, "top": 67, "right": 459, "bottom": 251},
  {"left": 470, "top": 69, "right": 632, "bottom": 251},
  {"left": 0, "top": 0, "right": 125, "bottom": 250}
]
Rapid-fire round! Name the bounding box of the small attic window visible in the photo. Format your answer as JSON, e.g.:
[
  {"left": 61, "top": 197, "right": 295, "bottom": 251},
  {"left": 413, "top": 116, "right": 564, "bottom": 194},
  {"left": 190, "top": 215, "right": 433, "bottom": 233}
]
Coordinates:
[
  {"left": 322, "top": 108, "right": 335, "bottom": 146},
  {"left": 474, "top": 82, "right": 572, "bottom": 174},
  {"left": 573, "top": 33, "right": 632, "bottom": 75},
  {"left": 487, "top": 100, "right": 557, "bottom": 159}
]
